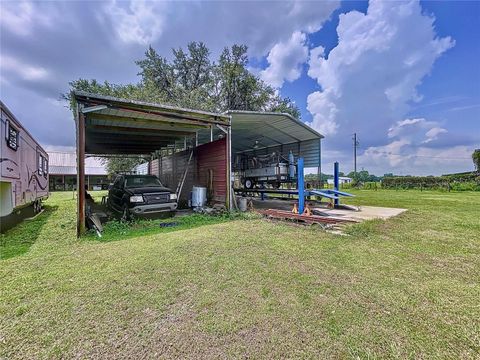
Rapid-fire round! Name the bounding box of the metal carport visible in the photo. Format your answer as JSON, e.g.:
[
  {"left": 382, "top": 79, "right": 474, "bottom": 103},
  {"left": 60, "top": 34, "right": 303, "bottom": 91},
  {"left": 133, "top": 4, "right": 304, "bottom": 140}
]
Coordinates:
[
  {"left": 73, "top": 91, "right": 231, "bottom": 236},
  {"left": 198, "top": 110, "right": 324, "bottom": 175},
  {"left": 227, "top": 111, "right": 324, "bottom": 170}
]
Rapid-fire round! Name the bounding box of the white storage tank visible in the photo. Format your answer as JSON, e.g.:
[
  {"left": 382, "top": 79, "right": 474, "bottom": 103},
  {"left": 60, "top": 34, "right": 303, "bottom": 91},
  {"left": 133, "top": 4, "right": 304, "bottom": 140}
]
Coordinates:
[
  {"left": 191, "top": 186, "right": 207, "bottom": 208},
  {"left": 238, "top": 197, "right": 248, "bottom": 212}
]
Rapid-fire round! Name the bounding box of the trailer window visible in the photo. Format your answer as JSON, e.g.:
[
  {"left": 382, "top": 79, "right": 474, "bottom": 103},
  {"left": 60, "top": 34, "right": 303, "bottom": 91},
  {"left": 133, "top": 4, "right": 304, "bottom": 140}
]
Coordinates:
[
  {"left": 38, "top": 154, "right": 43, "bottom": 176},
  {"left": 5, "top": 120, "right": 19, "bottom": 151},
  {"left": 43, "top": 158, "right": 48, "bottom": 178}
]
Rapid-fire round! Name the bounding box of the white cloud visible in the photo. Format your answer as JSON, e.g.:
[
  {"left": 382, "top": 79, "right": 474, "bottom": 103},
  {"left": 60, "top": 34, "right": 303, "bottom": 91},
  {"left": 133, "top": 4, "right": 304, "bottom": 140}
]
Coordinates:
[
  {"left": 306, "top": 0, "right": 454, "bottom": 141},
  {"left": 424, "top": 127, "right": 448, "bottom": 143},
  {"left": 387, "top": 117, "right": 447, "bottom": 142},
  {"left": 0, "top": 1, "right": 54, "bottom": 36},
  {"left": 0, "top": 0, "right": 339, "bottom": 149},
  {"left": 102, "top": 1, "right": 339, "bottom": 56},
  {"left": 0, "top": 56, "right": 49, "bottom": 81},
  {"left": 306, "top": 90, "right": 338, "bottom": 136},
  {"left": 388, "top": 118, "right": 424, "bottom": 138},
  {"left": 360, "top": 143, "right": 473, "bottom": 175},
  {"left": 362, "top": 139, "right": 412, "bottom": 168},
  {"left": 260, "top": 31, "right": 309, "bottom": 88},
  {"left": 307, "top": 46, "right": 326, "bottom": 84},
  {"left": 106, "top": 0, "right": 168, "bottom": 45},
  {"left": 358, "top": 116, "right": 474, "bottom": 175}
]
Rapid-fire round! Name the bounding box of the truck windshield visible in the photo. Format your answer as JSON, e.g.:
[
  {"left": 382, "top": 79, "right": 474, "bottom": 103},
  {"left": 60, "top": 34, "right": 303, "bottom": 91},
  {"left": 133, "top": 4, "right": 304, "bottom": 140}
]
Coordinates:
[{"left": 125, "top": 176, "right": 163, "bottom": 188}]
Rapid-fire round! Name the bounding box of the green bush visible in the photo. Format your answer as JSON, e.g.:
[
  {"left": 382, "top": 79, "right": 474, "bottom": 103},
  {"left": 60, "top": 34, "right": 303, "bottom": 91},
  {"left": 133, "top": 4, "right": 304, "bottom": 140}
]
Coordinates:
[
  {"left": 362, "top": 182, "right": 379, "bottom": 190},
  {"left": 381, "top": 173, "right": 479, "bottom": 191},
  {"left": 449, "top": 182, "right": 480, "bottom": 191}
]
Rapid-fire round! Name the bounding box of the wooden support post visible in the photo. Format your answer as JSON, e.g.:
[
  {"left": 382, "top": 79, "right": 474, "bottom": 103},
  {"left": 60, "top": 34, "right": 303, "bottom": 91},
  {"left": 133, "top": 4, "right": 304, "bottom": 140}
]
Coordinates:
[
  {"left": 226, "top": 122, "right": 232, "bottom": 210},
  {"left": 77, "top": 109, "right": 86, "bottom": 237}
]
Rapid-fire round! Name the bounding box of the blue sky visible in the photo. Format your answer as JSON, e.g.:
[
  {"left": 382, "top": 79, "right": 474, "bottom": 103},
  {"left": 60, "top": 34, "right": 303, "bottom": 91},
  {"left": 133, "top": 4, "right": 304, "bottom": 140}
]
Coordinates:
[{"left": 1, "top": 0, "right": 478, "bottom": 175}]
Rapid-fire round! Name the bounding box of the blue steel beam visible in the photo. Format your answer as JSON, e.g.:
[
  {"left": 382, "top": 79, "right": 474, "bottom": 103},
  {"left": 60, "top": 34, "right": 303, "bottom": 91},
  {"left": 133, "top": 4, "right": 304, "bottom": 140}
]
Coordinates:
[
  {"left": 321, "top": 189, "right": 355, "bottom": 197},
  {"left": 298, "top": 157, "right": 305, "bottom": 214},
  {"left": 308, "top": 190, "right": 339, "bottom": 199},
  {"left": 333, "top": 161, "right": 339, "bottom": 207}
]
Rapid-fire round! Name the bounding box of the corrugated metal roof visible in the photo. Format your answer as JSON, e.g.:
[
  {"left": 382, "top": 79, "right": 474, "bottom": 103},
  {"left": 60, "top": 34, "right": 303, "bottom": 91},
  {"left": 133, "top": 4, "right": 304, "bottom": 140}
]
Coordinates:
[
  {"left": 48, "top": 152, "right": 107, "bottom": 175},
  {"left": 74, "top": 91, "right": 230, "bottom": 124},
  {"left": 49, "top": 166, "right": 107, "bottom": 176},
  {"left": 225, "top": 111, "right": 323, "bottom": 168},
  {"left": 227, "top": 110, "right": 323, "bottom": 139},
  {"left": 73, "top": 91, "right": 231, "bottom": 155}
]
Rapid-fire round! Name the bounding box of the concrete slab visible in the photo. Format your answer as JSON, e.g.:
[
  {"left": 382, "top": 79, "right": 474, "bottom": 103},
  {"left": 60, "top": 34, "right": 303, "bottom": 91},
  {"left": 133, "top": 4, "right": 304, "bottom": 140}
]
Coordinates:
[
  {"left": 313, "top": 206, "right": 407, "bottom": 221},
  {"left": 241, "top": 196, "right": 407, "bottom": 223}
]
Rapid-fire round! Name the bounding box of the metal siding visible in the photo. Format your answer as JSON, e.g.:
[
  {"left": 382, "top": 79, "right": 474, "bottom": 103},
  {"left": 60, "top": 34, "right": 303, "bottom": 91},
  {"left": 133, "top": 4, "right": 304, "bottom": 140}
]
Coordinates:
[
  {"left": 300, "top": 139, "right": 320, "bottom": 168},
  {"left": 149, "top": 159, "right": 159, "bottom": 176},
  {"left": 237, "top": 139, "right": 319, "bottom": 168},
  {"left": 196, "top": 139, "right": 227, "bottom": 203},
  {"left": 150, "top": 151, "right": 195, "bottom": 203}
]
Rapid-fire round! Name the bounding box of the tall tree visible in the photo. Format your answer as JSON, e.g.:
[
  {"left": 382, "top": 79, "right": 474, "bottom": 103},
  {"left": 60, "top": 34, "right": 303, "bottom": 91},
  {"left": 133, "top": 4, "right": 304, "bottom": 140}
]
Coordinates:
[
  {"left": 67, "top": 42, "right": 300, "bottom": 117},
  {"left": 472, "top": 149, "right": 480, "bottom": 172},
  {"left": 101, "top": 157, "right": 145, "bottom": 176},
  {"left": 268, "top": 96, "right": 301, "bottom": 120}
]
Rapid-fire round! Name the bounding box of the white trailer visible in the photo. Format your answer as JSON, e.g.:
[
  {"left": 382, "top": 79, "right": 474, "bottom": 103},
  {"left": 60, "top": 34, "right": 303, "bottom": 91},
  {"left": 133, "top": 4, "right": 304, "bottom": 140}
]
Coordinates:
[{"left": 0, "top": 101, "right": 49, "bottom": 232}]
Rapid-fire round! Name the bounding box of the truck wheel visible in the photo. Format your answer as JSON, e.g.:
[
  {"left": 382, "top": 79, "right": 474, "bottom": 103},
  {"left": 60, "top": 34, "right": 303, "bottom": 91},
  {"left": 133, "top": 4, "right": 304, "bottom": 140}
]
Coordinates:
[
  {"left": 121, "top": 204, "right": 131, "bottom": 222},
  {"left": 245, "top": 179, "right": 253, "bottom": 189}
]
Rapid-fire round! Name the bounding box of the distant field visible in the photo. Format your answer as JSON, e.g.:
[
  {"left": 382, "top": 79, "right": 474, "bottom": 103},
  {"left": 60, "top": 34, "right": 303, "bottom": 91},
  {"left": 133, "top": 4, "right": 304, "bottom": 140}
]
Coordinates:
[{"left": 1, "top": 190, "right": 479, "bottom": 358}]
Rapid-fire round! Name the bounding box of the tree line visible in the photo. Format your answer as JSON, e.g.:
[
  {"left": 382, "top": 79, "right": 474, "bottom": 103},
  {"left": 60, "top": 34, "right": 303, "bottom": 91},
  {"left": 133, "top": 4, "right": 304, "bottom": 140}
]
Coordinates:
[{"left": 66, "top": 43, "right": 300, "bottom": 118}]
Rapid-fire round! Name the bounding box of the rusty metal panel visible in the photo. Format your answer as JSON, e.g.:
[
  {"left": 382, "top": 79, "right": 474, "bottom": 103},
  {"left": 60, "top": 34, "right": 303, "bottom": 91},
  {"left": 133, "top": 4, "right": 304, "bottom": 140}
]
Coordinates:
[{"left": 196, "top": 138, "right": 227, "bottom": 203}]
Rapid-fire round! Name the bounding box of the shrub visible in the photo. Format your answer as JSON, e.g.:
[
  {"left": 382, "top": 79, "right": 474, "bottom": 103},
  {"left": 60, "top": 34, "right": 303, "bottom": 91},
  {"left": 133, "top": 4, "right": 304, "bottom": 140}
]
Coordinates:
[
  {"left": 362, "top": 182, "right": 379, "bottom": 190},
  {"left": 449, "top": 181, "right": 480, "bottom": 191},
  {"left": 381, "top": 174, "right": 479, "bottom": 191}
]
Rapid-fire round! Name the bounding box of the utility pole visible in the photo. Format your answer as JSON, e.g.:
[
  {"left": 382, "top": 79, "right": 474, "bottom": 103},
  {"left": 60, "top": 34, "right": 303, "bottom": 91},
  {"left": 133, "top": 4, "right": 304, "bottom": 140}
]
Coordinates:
[{"left": 352, "top": 133, "right": 359, "bottom": 179}]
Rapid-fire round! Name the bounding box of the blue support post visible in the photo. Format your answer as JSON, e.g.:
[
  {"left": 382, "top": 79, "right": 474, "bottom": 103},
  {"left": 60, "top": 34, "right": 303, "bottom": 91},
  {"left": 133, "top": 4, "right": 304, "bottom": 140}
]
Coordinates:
[
  {"left": 334, "top": 161, "right": 339, "bottom": 207},
  {"left": 298, "top": 157, "right": 305, "bottom": 214}
]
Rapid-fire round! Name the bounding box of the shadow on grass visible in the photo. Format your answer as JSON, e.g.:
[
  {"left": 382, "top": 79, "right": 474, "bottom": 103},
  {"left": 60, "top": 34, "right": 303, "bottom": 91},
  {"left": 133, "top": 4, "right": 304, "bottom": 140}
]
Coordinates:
[
  {"left": 83, "top": 212, "right": 261, "bottom": 243},
  {"left": 0, "top": 205, "right": 58, "bottom": 260}
]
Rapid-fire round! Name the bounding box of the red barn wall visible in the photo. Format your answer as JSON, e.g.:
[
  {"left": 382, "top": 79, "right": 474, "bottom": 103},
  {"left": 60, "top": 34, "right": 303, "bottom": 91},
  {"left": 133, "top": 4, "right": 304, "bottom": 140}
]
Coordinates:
[{"left": 196, "top": 138, "right": 227, "bottom": 203}]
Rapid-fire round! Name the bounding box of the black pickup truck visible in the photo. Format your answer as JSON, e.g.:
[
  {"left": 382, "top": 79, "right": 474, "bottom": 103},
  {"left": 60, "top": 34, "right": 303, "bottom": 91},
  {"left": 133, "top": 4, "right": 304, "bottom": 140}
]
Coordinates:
[{"left": 107, "top": 174, "right": 177, "bottom": 220}]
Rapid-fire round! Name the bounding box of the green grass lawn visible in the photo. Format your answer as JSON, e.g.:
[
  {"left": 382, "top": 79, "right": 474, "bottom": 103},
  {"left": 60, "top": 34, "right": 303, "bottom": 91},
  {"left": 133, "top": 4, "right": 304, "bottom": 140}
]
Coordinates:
[{"left": 1, "top": 190, "right": 479, "bottom": 358}]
